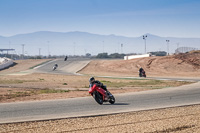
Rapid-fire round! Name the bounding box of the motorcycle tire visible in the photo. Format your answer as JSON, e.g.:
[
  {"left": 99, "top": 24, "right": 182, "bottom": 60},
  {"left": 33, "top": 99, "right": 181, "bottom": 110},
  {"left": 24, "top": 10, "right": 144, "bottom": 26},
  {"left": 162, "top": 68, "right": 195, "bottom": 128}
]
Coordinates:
[
  {"left": 107, "top": 91, "right": 115, "bottom": 104},
  {"left": 109, "top": 96, "right": 115, "bottom": 104},
  {"left": 93, "top": 91, "right": 103, "bottom": 105}
]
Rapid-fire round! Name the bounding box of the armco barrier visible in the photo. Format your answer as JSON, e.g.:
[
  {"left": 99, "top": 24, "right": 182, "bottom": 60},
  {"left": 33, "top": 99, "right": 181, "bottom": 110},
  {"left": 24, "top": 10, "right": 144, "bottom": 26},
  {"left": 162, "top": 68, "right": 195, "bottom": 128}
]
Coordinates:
[{"left": 0, "top": 57, "right": 14, "bottom": 70}]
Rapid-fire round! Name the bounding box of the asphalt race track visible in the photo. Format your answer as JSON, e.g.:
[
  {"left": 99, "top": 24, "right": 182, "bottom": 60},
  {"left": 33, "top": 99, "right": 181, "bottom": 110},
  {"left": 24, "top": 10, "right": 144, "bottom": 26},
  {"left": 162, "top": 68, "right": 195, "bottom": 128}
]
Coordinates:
[
  {"left": 0, "top": 58, "right": 200, "bottom": 124},
  {"left": 34, "top": 58, "right": 91, "bottom": 75}
]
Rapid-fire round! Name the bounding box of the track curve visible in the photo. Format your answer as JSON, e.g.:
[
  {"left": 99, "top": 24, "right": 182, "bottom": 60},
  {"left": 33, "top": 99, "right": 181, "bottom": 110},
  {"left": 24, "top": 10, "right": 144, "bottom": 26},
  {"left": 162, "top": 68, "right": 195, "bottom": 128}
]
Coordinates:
[{"left": 0, "top": 58, "right": 200, "bottom": 124}]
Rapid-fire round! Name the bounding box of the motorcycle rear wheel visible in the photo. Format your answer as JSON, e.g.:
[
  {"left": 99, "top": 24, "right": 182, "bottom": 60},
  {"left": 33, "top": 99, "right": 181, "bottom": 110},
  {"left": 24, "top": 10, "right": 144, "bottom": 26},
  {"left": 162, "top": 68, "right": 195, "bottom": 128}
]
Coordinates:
[
  {"left": 107, "top": 91, "right": 115, "bottom": 104},
  {"left": 109, "top": 96, "right": 115, "bottom": 104}
]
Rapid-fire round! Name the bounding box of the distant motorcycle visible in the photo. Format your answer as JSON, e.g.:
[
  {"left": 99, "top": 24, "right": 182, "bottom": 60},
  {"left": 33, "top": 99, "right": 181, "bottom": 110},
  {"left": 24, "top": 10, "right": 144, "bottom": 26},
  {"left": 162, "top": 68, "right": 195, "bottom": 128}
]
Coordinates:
[
  {"left": 139, "top": 70, "right": 146, "bottom": 77},
  {"left": 64, "top": 56, "right": 68, "bottom": 61},
  {"left": 89, "top": 84, "right": 115, "bottom": 105},
  {"left": 53, "top": 64, "right": 58, "bottom": 71}
]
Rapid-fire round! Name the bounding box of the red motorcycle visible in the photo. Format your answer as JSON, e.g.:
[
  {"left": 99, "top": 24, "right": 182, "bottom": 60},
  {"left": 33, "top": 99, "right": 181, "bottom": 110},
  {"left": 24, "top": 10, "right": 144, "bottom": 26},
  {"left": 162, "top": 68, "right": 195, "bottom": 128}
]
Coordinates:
[{"left": 89, "top": 84, "right": 115, "bottom": 105}]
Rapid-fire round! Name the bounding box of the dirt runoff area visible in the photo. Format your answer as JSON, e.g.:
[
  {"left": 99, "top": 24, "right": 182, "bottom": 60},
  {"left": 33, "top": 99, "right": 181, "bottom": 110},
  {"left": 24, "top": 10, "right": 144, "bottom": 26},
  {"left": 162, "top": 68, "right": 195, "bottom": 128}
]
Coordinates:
[
  {"left": 1, "top": 52, "right": 200, "bottom": 132},
  {"left": 79, "top": 50, "right": 200, "bottom": 78}
]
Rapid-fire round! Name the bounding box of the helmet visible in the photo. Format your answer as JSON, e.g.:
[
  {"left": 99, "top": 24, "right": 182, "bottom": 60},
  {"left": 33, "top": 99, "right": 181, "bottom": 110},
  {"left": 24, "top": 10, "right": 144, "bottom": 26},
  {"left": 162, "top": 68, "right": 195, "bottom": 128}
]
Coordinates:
[{"left": 89, "top": 77, "right": 95, "bottom": 83}]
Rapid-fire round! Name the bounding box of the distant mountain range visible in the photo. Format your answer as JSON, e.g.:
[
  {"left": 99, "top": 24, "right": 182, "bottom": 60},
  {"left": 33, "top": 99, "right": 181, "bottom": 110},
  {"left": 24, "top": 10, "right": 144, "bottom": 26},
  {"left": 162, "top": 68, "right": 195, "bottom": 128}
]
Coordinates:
[{"left": 0, "top": 31, "right": 199, "bottom": 56}]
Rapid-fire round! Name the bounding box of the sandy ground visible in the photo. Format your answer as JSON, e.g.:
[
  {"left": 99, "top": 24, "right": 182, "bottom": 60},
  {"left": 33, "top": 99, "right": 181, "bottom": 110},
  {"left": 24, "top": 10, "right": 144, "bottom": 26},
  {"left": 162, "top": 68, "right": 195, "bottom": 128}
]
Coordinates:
[
  {"left": 1, "top": 72, "right": 161, "bottom": 103},
  {"left": 79, "top": 51, "right": 200, "bottom": 78},
  {"left": 0, "top": 52, "right": 200, "bottom": 132}
]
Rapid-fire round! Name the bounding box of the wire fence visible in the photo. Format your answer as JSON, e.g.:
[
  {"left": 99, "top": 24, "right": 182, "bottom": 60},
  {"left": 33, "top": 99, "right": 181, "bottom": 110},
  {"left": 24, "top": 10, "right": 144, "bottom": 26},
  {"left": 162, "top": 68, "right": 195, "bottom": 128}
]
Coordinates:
[{"left": 175, "top": 47, "right": 199, "bottom": 54}]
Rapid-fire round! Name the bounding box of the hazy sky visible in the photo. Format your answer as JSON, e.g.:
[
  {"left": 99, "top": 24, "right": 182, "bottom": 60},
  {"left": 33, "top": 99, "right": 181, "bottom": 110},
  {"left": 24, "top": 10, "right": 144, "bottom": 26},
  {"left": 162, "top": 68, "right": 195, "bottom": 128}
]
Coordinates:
[{"left": 1, "top": 0, "right": 200, "bottom": 38}]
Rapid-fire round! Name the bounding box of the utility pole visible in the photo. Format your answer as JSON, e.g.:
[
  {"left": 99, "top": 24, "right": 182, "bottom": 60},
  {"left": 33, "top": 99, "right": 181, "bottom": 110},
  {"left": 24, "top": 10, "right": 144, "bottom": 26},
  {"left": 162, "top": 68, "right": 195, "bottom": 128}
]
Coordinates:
[
  {"left": 21, "top": 44, "right": 25, "bottom": 59},
  {"left": 121, "top": 43, "right": 123, "bottom": 53},
  {"left": 73, "top": 42, "right": 76, "bottom": 56},
  {"left": 9, "top": 41, "right": 11, "bottom": 49},
  {"left": 166, "top": 40, "right": 170, "bottom": 55},
  {"left": 47, "top": 41, "right": 50, "bottom": 57},
  {"left": 143, "top": 35, "right": 147, "bottom": 54},
  {"left": 102, "top": 41, "right": 104, "bottom": 53},
  {"left": 39, "top": 48, "right": 41, "bottom": 56}
]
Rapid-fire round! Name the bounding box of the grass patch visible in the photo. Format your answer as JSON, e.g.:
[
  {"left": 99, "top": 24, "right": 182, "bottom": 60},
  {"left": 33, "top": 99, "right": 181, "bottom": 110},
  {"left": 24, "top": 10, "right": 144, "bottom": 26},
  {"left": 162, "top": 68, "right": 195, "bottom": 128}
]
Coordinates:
[
  {"left": 39, "top": 88, "right": 69, "bottom": 94},
  {"left": 74, "top": 89, "right": 86, "bottom": 91},
  {"left": 101, "top": 80, "right": 111, "bottom": 84},
  {"left": 0, "top": 88, "right": 70, "bottom": 101},
  {"left": 83, "top": 85, "right": 89, "bottom": 88},
  {"left": 0, "top": 79, "right": 39, "bottom": 84},
  {"left": 3, "top": 92, "right": 31, "bottom": 99},
  {"left": 0, "top": 80, "right": 27, "bottom": 84},
  {"left": 100, "top": 79, "right": 191, "bottom": 89}
]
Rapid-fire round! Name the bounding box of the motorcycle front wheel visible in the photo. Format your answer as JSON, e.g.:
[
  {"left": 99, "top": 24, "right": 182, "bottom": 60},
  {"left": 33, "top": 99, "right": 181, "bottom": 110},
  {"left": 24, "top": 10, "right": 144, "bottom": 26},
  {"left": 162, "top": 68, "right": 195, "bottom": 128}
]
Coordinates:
[{"left": 93, "top": 91, "right": 103, "bottom": 105}]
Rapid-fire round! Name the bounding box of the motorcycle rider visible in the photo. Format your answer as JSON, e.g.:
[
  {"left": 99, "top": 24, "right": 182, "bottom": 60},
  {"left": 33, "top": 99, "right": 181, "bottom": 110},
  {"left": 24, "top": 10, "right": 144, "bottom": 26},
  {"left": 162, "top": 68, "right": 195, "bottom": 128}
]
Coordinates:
[
  {"left": 89, "top": 77, "right": 108, "bottom": 91},
  {"left": 139, "top": 67, "right": 146, "bottom": 77},
  {"left": 64, "top": 56, "right": 68, "bottom": 61},
  {"left": 54, "top": 63, "right": 58, "bottom": 68},
  {"left": 139, "top": 67, "right": 144, "bottom": 77},
  {"left": 53, "top": 63, "right": 58, "bottom": 70},
  {"left": 89, "top": 77, "right": 115, "bottom": 104}
]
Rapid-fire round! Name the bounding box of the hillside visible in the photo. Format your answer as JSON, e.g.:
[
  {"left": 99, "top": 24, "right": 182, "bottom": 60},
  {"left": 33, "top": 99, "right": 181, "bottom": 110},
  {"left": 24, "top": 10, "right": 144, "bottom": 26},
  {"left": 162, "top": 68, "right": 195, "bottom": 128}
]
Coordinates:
[{"left": 79, "top": 51, "right": 200, "bottom": 77}]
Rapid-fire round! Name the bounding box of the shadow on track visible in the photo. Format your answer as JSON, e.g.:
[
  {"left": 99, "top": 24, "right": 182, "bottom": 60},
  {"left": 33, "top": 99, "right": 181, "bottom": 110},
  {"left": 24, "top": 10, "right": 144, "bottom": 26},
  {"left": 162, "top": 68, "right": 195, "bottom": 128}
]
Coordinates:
[{"left": 103, "top": 103, "right": 129, "bottom": 105}]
